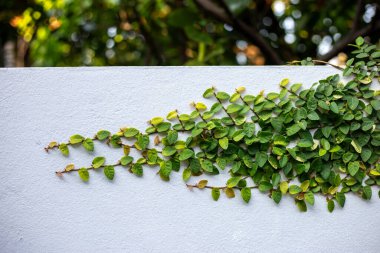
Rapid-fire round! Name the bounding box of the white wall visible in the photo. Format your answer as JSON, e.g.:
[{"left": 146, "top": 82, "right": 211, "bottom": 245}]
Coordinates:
[{"left": 0, "top": 66, "right": 379, "bottom": 253}]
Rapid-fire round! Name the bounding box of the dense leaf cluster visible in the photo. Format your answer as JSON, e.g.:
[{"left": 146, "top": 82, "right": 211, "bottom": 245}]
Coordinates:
[{"left": 47, "top": 38, "right": 379, "bottom": 212}]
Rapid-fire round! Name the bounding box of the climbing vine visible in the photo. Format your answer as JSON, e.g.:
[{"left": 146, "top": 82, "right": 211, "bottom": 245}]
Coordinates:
[{"left": 46, "top": 37, "right": 380, "bottom": 212}]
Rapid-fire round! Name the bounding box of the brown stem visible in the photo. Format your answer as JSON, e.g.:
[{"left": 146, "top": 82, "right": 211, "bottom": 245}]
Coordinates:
[
  {"left": 56, "top": 161, "right": 122, "bottom": 174},
  {"left": 192, "top": 102, "right": 208, "bottom": 123},
  {"left": 186, "top": 183, "right": 258, "bottom": 190},
  {"left": 212, "top": 90, "right": 236, "bottom": 123},
  {"left": 194, "top": 0, "right": 283, "bottom": 64}
]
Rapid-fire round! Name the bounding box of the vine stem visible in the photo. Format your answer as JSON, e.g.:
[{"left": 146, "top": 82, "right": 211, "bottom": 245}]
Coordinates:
[
  {"left": 56, "top": 161, "right": 123, "bottom": 175},
  {"left": 237, "top": 89, "right": 259, "bottom": 118},
  {"left": 175, "top": 109, "right": 186, "bottom": 129},
  {"left": 288, "top": 59, "right": 344, "bottom": 70},
  {"left": 45, "top": 136, "right": 163, "bottom": 153},
  {"left": 191, "top": 102, "right": 207, "bottom": 123},
  {"left": 285, "top": 87, "right": 306, "bottom": 101},
  {"left": 212, "top": 89, "right": 236, "bottom": 124},
  {"left": 186, "top": 183, "right": 258, "bottom": 190}
]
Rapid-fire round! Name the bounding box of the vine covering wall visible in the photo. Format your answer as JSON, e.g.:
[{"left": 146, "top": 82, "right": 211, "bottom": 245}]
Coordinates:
[{"left": 46, "top": 37, "right": 380, "bottom": 212}]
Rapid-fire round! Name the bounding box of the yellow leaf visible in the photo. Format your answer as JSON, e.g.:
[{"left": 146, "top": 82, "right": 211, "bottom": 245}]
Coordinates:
[
  {"left": 369, "top": 170, "right": 380, "bottom": 176},
  {"left": 154, "top": 135, "right": 160, "bottom": 145},
  {"left": 195, "top": 102, "right": 207, "bottom": 111},
  {"left": 198, "top": 180, "right": 208, "bottom": 189},
  {"left": 48, "top": 141, "right": 58, "bottom": 148},
  {"left": 236, "top": 86, "right": 246, "bottom": 93},
  {"left": 123, "top": 145, "right": 130, "bottom": 155},
  {"left": 280, "top": 181, "right": 289, "bottom": 194},
  {"left": 328, "top": 186, "right": 339, "bottom": 195},
  {"left": 280, "top": 78, "right": 289, "bottom": 87},
  {"left": 151, "top": 117, "right": 164, "bottom": 125},
  {"left": 166, "top": 110, "right": 178, "bottom": 120},
  {"left": 300, "top": 180, "right": 310, "bottom": 192},
  {"left": 65, "top": 163, "right": 75, "bottom": 172},
  {"left": 225, "top": 188, "right": 235, "bottom": 198}
]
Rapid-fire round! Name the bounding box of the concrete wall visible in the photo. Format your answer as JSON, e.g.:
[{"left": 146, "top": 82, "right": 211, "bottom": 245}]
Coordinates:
[{"left": 0, "top": 66, "right": 379, "bottom": 253}]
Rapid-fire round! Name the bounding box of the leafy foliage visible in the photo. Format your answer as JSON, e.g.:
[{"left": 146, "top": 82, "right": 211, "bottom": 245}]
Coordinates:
[
  {"left": 49, "top": 39, "right": 380, "bottom": 212},
  {"left": 4, "top": 0, "right": 380, "bottom": 67}
]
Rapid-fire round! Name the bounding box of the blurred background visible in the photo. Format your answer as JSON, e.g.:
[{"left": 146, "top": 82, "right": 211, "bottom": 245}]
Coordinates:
[{"left": 0, "top": 0, "right": 379, "bottom": 67}]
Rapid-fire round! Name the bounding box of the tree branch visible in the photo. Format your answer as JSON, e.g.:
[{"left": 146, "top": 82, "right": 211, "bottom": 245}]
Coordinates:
[
  {"left": 320, "top": 2, "right": 380, "bottom": 61},
  {"left": 352, "top": 0, "right": 364, "bottom": 31},
  {"left": 133, "top": 7, "right": 165, "bottom": 65},
  {"left": 194, "top": 0, "right": 283, "bottom": 64}
]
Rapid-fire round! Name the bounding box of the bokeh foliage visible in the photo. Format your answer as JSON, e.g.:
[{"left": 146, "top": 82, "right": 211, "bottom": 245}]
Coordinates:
[{"left": 1, "top": 0, "right": 379, "bottom": 66}]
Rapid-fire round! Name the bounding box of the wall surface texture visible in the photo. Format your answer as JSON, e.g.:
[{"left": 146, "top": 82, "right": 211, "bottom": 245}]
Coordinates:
[{"left": 0, "top": 66, "right": 379, "bottom": 253}]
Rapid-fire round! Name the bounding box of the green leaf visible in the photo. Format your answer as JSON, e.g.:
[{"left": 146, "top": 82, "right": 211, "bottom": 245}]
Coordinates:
[
  {"left": 135, "top": 134, "right": 149, "bottom": 150},
  {"left": 167, "top": 130, "right": 178, "bottom": 145},
  {"left": 178, "top": 148, "right": 194, "bottom": 161},
  {"left": 362, "top": 119, "right": 374, "bottom": 131},
  {"left": 348, "top": 161, "right": 359, "bottom": 176},
  {"left": 200, "top": 159, "right": 213, "bottom": 173},
  {"left": 286, "top": 124, "right": 301, "bottom": 136},
  {"left": 330, "top": 102, "right": 339, "bottom": 113},
  {"left": 96, "top": 130, "right": 110, "bottom": 141},
  {"left": 120, "top": 156, "right": 133, "bottom": 166},
  {"left": 356, "top": 53, "right": 368, "bottom": 58},
  {"left": 257, "top": 131, "right": 272, "bottom": 143},
  {"left": 182, "top": 168, "right": 191, "bottom": 182},
  {"left": 227, "top": 177, "right": 241, "bottom": 188},
  {"left": 69, "top": 134, "right": 84, "bottom": 144},
  {"left": 347, "top": 96, "right": 359, "bottom": 110},
  {"left": 124, "top": 128, "right": 139, "bottom": 138},
  {"left": 291, "top": 83, "right": 302, "bottom": 93},
  {"left": 321, "top": 138, "right": 330, "bottom": 150},
  {"left": 336, "top": 192, "right": 346, "bottom": 207},
  {"left": 307, "top": 111, "right": 320, "bottom": 120},
  {"left": 351, "top": 139, "right": 362, "bottom": 153},
  {"left": 361, "top": 148, "right": 372, "bottom": 162},
  {"left": 131, "top": 163, "right": 143, "bottom": 177},
  {"left": 371, "top": 51, "right": 380, "bottom": 58},
  {"left": 82, "top": 138, "right": 94, "bottom": 151},
  {"left": 226, "top": 104, "right": 243, "bottom": 113},
  {"left": 370, "top": 100, "right": 380, "bottom": 110},
  {"left": 104, "top": 166, "right": 115, "bottom": 180},
  {"left": 271, "top": 190, "right": 282, "bottom": 204},
  {"left": 241, "top": 187, "right": 251, "bottom": 203},
  {"left": 78, "top": 168, "right": 89, "bottom": 182},
  {"left": 59, "top": 143, "right": 69, "bottom": 156},
  {"left": 156, "top": 122, "right": 171, "bottom": 132},
  {"left": 216, "top": 91, "right": 230, "bottom": 101},
  {"left": 271, "top": 118, "right": 284, "bottom": 131},
  {"left": 304, "top": 192, "right": 315, "bottom": 205},
  {"left": 162, "top": 146, "right": 177, "bottom": 157},
  {"left": 258, "top": 181, "right": 273, "bottom": 192},
  {"left": 321, "top": 126, "right": 333, "bottom": 138},
  {"left": 327, "top": 199, "right": 335, "bottom": 213},
  {"left": 212, "top": 188, "right": 220, "bottom": 201},
  {"left": 355, "top": 36, "right": 364, "bottom": 46},
  {"left": 363, "top": 186, "right": 372, "bottom": 200},
  {"left": 256, "top": 152, "right": 268, "bottom": 167},
  {"left": 218, "top": 137, "right": 229, "bottom": 150},
  {"left": 296, "top": 200, "right": 307, "bottom": 212},
  {"left": 203, "top": 88, "right": 214, "bottom": 98},
  {"left": 92, "top": 157, "right": 105, "bottom": 169},
  {"left": 289, "top": 185, "right": 302, "bottom": 194},
  {"left": 159, "top": 161, "right": 172, "bottom": 180}
]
